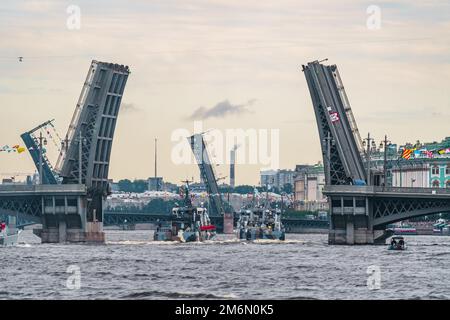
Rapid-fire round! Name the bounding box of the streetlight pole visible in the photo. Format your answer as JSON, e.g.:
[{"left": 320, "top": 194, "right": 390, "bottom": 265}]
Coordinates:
[
  {"left": 38, "top": 132, "right": 43, "bottom": 185},
  {"left": 78, "top": 131, "right": 83, "bottom": 184},
  {"left": 379, "top": 135, "right": 391, "bottom": 190},
  {"left": 323, "top": 131, "right": 332, "bottom": 185},
  {"left": 363, "top": 133, "right": 375, "bottom": 186}
]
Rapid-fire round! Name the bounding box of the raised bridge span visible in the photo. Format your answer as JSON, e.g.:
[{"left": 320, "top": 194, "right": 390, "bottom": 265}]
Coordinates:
[
  {"left": 0, "top": 60, "right": 130, "bottom": 243},
  {"left": 303, "top": 60, "right": 450, "bottom": 244}
]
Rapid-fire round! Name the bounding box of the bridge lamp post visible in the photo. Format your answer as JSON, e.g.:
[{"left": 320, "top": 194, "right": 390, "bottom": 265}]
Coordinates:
[
  {"left": 363, "top": 133, "right": 376, "bottom": 186},
  {"left": 379, "top": 135, "right": 392, "bottom": 190},
  {"left": 77, "top": 132, "right": 87, "bottom": 184},
  {"left": 323, "top": 132, "right": 334, "bottom": 185},
  {"left": 38, "top": 132, "right": 48, "bottom": 185}
]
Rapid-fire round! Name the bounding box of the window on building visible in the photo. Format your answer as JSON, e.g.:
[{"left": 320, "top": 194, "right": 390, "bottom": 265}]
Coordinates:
[
  {"left": 446, "top": 165, "right": 450, "bottom": 175},
  {"left": 446, "top": 181, "right": 450, "bottom": 188},
  {"left": 432, "top": 166, "right": 440, "bottom": 175},
  {"left": 432, "top": 180, "right": 440, "bottom": 188}
]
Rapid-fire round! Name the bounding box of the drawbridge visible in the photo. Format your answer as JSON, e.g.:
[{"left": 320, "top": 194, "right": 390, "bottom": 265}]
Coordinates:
[
  {"left": 303, "top": 60, "right": 450, "bottom": 244},
  {"left": 1, "top": 60, "right": 130, "bottom": 243},
  {"left": 188, "top": 134, "right": 234, "bottom": 233}
]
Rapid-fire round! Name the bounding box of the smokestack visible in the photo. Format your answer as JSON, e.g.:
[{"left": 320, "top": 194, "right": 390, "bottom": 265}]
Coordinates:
[
  {"left": 154, "top": 138, "right": 157, "bottom": 178},
  {"left": 230, "top": 145, "right": 239, "bottom": 188}
]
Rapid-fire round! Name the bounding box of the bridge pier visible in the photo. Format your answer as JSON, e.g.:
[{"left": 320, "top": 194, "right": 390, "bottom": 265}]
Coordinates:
[
  {"left": 328, "top": 195, "right": 379, "bottom": 245},
  {"left": 329, "top": 214, "right": 377, "bottom": 245},
  {"left": 33, "top": 192, "right": 105, "bottom": 244}
]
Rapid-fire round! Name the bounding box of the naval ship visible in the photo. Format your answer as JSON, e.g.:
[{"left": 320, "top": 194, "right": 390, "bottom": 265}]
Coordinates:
[
  {"left": 153, "top": 180, "right": 217, "bottom": 242},
  {"left": 0, "top": 216, "right": 20, "bottom": 247},
  {"left": 236, "top": 189, "right": 285, "bottom": 241}
]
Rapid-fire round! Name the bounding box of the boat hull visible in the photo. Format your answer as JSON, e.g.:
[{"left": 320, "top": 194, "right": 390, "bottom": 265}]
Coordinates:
[
  {"left": 239, "top": 228, "right": 285, "bottom": 241},
  {"left": 388, "top": 245, "right": 406, "bottom": 251},
  {"left": 153, "top": 230, "right": 214, "bottom": 242}
]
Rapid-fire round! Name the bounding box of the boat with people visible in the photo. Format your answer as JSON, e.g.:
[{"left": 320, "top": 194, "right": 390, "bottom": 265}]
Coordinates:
[
  {"left": 236, "top": 206, "right": 285, "bottom": 241},
  {"left": 0, "top": 216, "right": 21, "bottom": 247},
  {"left": 236, "top": 188, "right": 285, "bottom": 241},
  {"left": 388, "top": 236, "right": 406, "bottom": 251},
  {"left": 153, "top": 180, "right": 217, "bottom": 242}
]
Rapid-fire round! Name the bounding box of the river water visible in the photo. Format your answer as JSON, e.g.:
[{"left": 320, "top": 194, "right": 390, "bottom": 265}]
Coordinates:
[{"left": 1, "top": 230, "right": 449, "bottom": 300}]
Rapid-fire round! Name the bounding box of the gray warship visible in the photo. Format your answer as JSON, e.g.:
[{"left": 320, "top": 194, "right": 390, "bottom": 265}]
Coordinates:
[
  {"left": 236, "top": 189, "right": 285, "bottom": 241},
  {"left": 153, "top": 180, "right": 217, "bottom": 242}
]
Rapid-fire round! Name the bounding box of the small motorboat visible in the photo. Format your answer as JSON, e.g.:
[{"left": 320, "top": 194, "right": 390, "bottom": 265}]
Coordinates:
[{"left": 388, "top": 236, "right": 406, "bottom": 251}]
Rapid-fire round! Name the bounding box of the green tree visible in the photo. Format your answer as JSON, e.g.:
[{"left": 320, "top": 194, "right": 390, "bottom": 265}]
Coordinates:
[
  {"left": 133, "top": 180, "right": 148, "bottom": 193},
  {"left": 118, "top": 179, "right": 133, "bottom": 192},
  {"left": 143, "top": 199, "right": 178, "bottom": 214},
  {"left": 234, "top": 185, "right": 255, "bottom": 194},
  {"left": 117, "top": 179, "right": 148, "bottom": 193},
  {"left": 282, "top": 183, "right": 293, "bottom": 194}
]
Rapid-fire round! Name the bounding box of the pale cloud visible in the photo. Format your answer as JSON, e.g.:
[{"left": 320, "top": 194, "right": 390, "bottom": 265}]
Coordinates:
[
  {"left": 0, "top": 0, "right": 449, "bottom": 184},
  {"left": 121, "top": 103, "right": 141, "bottom": 114},
  {"left": 188, "top": 99, "right": 255, "bottom": 120}
]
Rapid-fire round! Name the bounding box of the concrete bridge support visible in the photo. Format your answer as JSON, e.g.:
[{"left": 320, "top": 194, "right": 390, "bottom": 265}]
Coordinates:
[
  {"left": 327, "top": 193, "right": 387, "bottom": 245},
  {"left": 33, "top": 192, "right": 104, "bottom": 244},
  {"left": 328, "top": 214, "right": 378, "bottom": 245}
]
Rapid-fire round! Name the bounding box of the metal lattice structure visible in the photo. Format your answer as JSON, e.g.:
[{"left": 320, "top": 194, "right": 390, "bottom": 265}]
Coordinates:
[
  {"left": 0, "top": 61, "right": 129, "bottom": 243},
  {"left": 21, "top": 120, "right": 59, "bottom": 184},
  {"left": 0, "top": 196, "right": 42, "bottom": 223},
  {"left": 188, "top": 134, "right": 225, "bottom": 216},
  {"left": 303, "top": 60, "right": 450, "bottom": 244},
  {"left": 372, "top": 197, "right": 450, "bottom": 226},
  {"left": 103, "top": 212, "right": 170, "bottom": 226},
  {"left": 54, "top": 61, "right": 130, "bottom": 223},
  {"left": 57, "top": 61, "right": 130, "bottom": 190},
  {"left": 303, "top": 61, "right": 366, "bottom": 185}
]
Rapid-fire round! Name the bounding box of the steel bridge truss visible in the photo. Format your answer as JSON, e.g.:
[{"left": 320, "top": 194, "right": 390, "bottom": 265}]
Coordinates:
[
  {"left": 372, "top": 197, "right": 450, "bottom": 226},
  {"left": 57, "top": 61, "right": 130, "bottom": 192},
  {"left": 188, "top": 134, "right": 225, "bottom": 216},
  {"left": 303, "top": 61, "right": 366, "bottom": 186},
  {"left": 0, "top": 196, "right": 42, "bottom": 223}
]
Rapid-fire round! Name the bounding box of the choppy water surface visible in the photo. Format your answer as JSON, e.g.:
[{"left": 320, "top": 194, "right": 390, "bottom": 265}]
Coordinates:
[{"left": 1, "top": 230, "right": 449, "bottom": 299}]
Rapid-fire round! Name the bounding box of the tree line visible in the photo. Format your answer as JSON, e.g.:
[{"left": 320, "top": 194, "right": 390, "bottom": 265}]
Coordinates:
[{"left": 116, "top": 179, "right": 294, "bottom": 195}]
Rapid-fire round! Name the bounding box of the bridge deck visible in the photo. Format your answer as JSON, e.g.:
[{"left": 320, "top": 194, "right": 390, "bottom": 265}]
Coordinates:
[
  {"left": 323, "top": 185, "right": 450, "bottom": 199},
  {"left": 0, "top": 184, "right": 86, "bottom": 196}
]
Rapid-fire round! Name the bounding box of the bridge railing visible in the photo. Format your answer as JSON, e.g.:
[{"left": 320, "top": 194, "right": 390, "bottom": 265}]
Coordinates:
[
  {"left": 0, "top": 184, "right": 86, "bottom": 195},
  {"left": 377, "top": 186, "right": 450, "bottom": 195},
  {"left": 323, "top": 185, "right": 450, "bottom": 195}
]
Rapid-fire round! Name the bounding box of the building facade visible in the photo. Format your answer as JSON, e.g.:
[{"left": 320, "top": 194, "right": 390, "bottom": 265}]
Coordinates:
[
  {"left": 148, "top": 177, "right": 163, "bottom": 191},
  {"left": 260, "top": 169, "right": 296, "bottom": 190},
  {"left": 293, "top": 163, "right": 328, "bottom": 211},
  {"left": 391, "top": 161, "right": 450, "bottom": 188},
  {"left": 381, "top": 137, "right": 450, "bottom": 188}
]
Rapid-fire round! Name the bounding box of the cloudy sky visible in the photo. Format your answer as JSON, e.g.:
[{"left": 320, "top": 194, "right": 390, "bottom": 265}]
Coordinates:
[{"left": 0, "top": 0, "right": 449, "bottom": 185}]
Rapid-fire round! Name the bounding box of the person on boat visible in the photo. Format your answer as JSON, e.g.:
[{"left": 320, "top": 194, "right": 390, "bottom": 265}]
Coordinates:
[
  {"left": 0, "top": 221, "right": 6, "bottom": 232},
  {"left": 390, "top": 238, "right": 397, "bottom": 246},
  {"left": 398, "top": 239, "right": 405, "bottom": 248}
]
